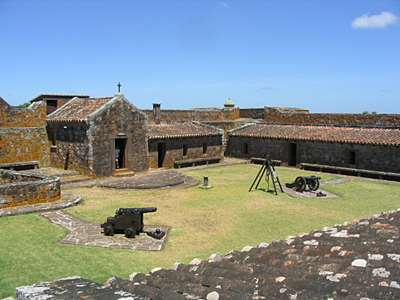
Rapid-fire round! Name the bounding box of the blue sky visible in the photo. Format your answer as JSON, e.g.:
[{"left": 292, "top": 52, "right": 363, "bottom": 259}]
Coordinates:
[{"left": 0, "top": 0, "right": 399, "bottom": 113}]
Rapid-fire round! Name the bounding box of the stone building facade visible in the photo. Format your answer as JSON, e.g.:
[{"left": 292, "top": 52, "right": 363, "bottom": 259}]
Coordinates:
[
  {"left": 226, "top": 123, "right": 400, "bottom": 173},
  {"left": 46, "top": 93, "right": 149, "bottom": 178},
  {"left": 148, "top": 122, "right": 224, "bottom": 169}
]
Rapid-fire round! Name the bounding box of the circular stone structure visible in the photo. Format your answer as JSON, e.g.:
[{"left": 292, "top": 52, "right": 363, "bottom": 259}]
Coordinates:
[{"left": 97, "top": 170, "right": 199, "bottom": 190}]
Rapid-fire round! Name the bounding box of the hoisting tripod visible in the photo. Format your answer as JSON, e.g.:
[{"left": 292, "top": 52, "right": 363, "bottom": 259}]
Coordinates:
[{"left": 249, "top": 156, "right": 283, "bottom": 195}]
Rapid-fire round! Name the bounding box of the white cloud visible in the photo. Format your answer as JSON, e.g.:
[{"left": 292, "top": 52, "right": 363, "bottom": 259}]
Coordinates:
[
  {"left": 352, "top": 12, "right": 399, "bottom": 29},
  {"left": 217, "top": 2, "right": 230, "bottom": 9}
]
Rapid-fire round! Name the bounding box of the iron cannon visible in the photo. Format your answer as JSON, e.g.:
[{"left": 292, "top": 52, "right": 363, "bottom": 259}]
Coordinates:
[
  {"left": 286, "top": 176, "right": 321, "bottom": 193},
  {"left": 101, "top": 207, "right": 157, "bottom": 238}
]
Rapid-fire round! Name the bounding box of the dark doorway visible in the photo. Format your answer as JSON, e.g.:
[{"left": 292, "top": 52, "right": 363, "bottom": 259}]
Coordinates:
[
  {"left": 158, "top": 142, "right": 166, "bottom": 168},
  {"left": 46, "top": 100, "right": 58, "bottom": 115},
  {"left": 115, "top": 139, "right": 127, "bottom": 169},
  {"left": 348, "top": 151, "right": 356, "bottom": 165},
  {"left": 289, "top": 143, "right": 297, "bottom": 166}
]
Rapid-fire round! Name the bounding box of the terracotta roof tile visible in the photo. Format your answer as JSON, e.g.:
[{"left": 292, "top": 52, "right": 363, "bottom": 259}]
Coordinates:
[
  {"left": 148, "top": 123, "right": 222, "bottom": 139},
  {"left": 46, "top": 97, "right": 113, "bottom": 122},
  {"left": 229, "top": 124, "right": 400, "bottom": 146},
  {"left": 108, "top": 210, "right": 400, "bottom": 299}
]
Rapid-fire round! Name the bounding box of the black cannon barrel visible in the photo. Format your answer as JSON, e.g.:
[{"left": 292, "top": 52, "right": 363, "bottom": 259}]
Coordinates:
[
  {"left": 303, "top": 176, "right": 321, "bottom": 180},
  {"left": 117, "top": 207, "right": 157, "bottom": 215}
]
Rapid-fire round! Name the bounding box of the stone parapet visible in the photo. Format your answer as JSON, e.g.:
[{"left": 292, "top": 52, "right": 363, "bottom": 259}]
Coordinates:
[{"left": 0, "top": 169, "right": 61, "bottom": 208}]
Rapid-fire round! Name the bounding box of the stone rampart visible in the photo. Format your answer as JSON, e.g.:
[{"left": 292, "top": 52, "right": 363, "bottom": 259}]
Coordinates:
[
  {"left": 239, "top": 108, "right": 265, "bottom": 119},
  {"left": 0, "top": 169, "right": 61, "bottom": 208},
  {"left": 264, "top": 107, "right": 400, "bottom": 128},
  {"left": 143, "top": 107, "right": 239, "bottom": 123}
]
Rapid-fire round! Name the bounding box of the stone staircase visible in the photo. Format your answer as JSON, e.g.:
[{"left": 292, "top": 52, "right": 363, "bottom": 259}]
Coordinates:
[{"left": 112, "top": 168, "right": 135, "bottom": 177}]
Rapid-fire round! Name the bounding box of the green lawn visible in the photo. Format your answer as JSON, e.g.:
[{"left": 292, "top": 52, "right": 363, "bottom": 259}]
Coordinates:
[{"left": 1, "top": 164, "right": 400, "bottom": 298}]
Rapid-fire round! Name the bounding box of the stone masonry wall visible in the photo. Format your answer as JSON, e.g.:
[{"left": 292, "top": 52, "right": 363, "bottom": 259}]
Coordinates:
[
  {"left": 148, "top": 135, "right": 224, "bottom": 169},
  {"left": 264, "top": 107, "right": 400, "bottom": 128},
  {"left": 226, "top": 136, "right": 400, "bottom": 173},
  {"left": 0, "top": 169, "right": 61, "bottom": 208},
  {"left": 47, "top": 122, "right": 90, "bottom": 175},
  {"left": 143, "top": 108, "right": 239, "bottom": 123},
  {"left": 0, "top": 97, "right": 50, "bottom": 167}
]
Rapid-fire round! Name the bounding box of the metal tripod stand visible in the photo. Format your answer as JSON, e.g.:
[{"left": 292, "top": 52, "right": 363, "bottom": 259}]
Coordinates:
[{"left": 249, "top": 156, "right": 283, "bottom": 195}]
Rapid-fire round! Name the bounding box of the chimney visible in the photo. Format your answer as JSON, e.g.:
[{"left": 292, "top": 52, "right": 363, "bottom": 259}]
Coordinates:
[{"left": 153, "top": 103, "right": 161, "bottom": 124}]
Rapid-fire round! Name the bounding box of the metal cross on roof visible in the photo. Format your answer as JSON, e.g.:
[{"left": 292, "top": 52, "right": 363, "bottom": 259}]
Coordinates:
[{"left": 117, "top": 82, "right": 122, "bottom": 93}]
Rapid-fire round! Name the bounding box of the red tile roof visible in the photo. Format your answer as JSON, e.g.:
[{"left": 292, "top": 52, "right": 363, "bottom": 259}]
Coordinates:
[
  {"left": 149, "top": 123, "right": 222, "bottom": 139},
  {"left": 229, "top": 124, "right": 400, "bottom": 146},
  {"left": 46, "top": 97, "right": 113, "bottom": 122}
]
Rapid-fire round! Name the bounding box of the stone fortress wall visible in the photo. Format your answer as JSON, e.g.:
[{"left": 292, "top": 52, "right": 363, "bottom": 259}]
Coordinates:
[
  {"left": 0, "top": 97, "right": 50, "bottom": 168},
  {"left": 264, "top": 107, "right": 400, "bottom": 128}
]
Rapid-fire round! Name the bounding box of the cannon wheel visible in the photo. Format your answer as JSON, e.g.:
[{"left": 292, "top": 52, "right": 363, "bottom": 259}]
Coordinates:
[
  {"left": 309, "top": 179, "right": 320, "bottom": 191},
  {"left": 124, "top": 226, "right": 136, "bottom": 238},
  {"left": 295, "top": 177, "right": 306, "bottom": 192},
  {"left": 103, "top": 224, "right": 114, "bottom": 236}
]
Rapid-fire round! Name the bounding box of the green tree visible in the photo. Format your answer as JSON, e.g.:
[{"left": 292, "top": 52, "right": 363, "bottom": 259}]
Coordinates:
[{"left": 13, "top": 102, "right": 30, "bottom": 108}]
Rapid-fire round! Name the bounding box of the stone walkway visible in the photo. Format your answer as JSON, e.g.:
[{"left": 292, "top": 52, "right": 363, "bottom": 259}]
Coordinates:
[
  {"left": 41, "top": 210, "right": 169, "bottom": 251},
  {"left": 96, "top": 171, "right": 198, "bottom": 190},
  {"left": 60, "top": 170, "right": 200, "bottom": 190}
]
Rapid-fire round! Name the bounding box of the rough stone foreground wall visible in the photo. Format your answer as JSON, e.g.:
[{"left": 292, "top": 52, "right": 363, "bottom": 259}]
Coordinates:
[
  {"left": 0, "top": 169, "right": 61, "bottom": 208},
  {"left": 225, "top": 136, "right": 400, "bottom": 173},
  {"left": 0, "top": 97, "right": 50, "bottom": 167},
  {"left": 148, "top": 136, "right": 224, "bottom": 169},
  {"left": 264, "top": 107, "right": 400, "bottom": 128},
  {"left": 142, "top": 108, "right": 240, "bottom": 123}
]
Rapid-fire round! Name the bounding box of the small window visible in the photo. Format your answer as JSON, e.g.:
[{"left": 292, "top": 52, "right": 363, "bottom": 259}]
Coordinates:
[
  {"left": 243, "top": 143, "right": 249, "bottom": 154},
  {"left": 183, "top": 144, "right": 188, "bottom": 156},
  {"left": 203, "top": 143, "right": 207, "bottom": 154}
]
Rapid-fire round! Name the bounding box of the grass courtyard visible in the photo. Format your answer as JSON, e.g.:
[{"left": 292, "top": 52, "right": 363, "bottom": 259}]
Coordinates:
[{"left": 1, "top": 164, "right": 400, "bottom": 298}]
